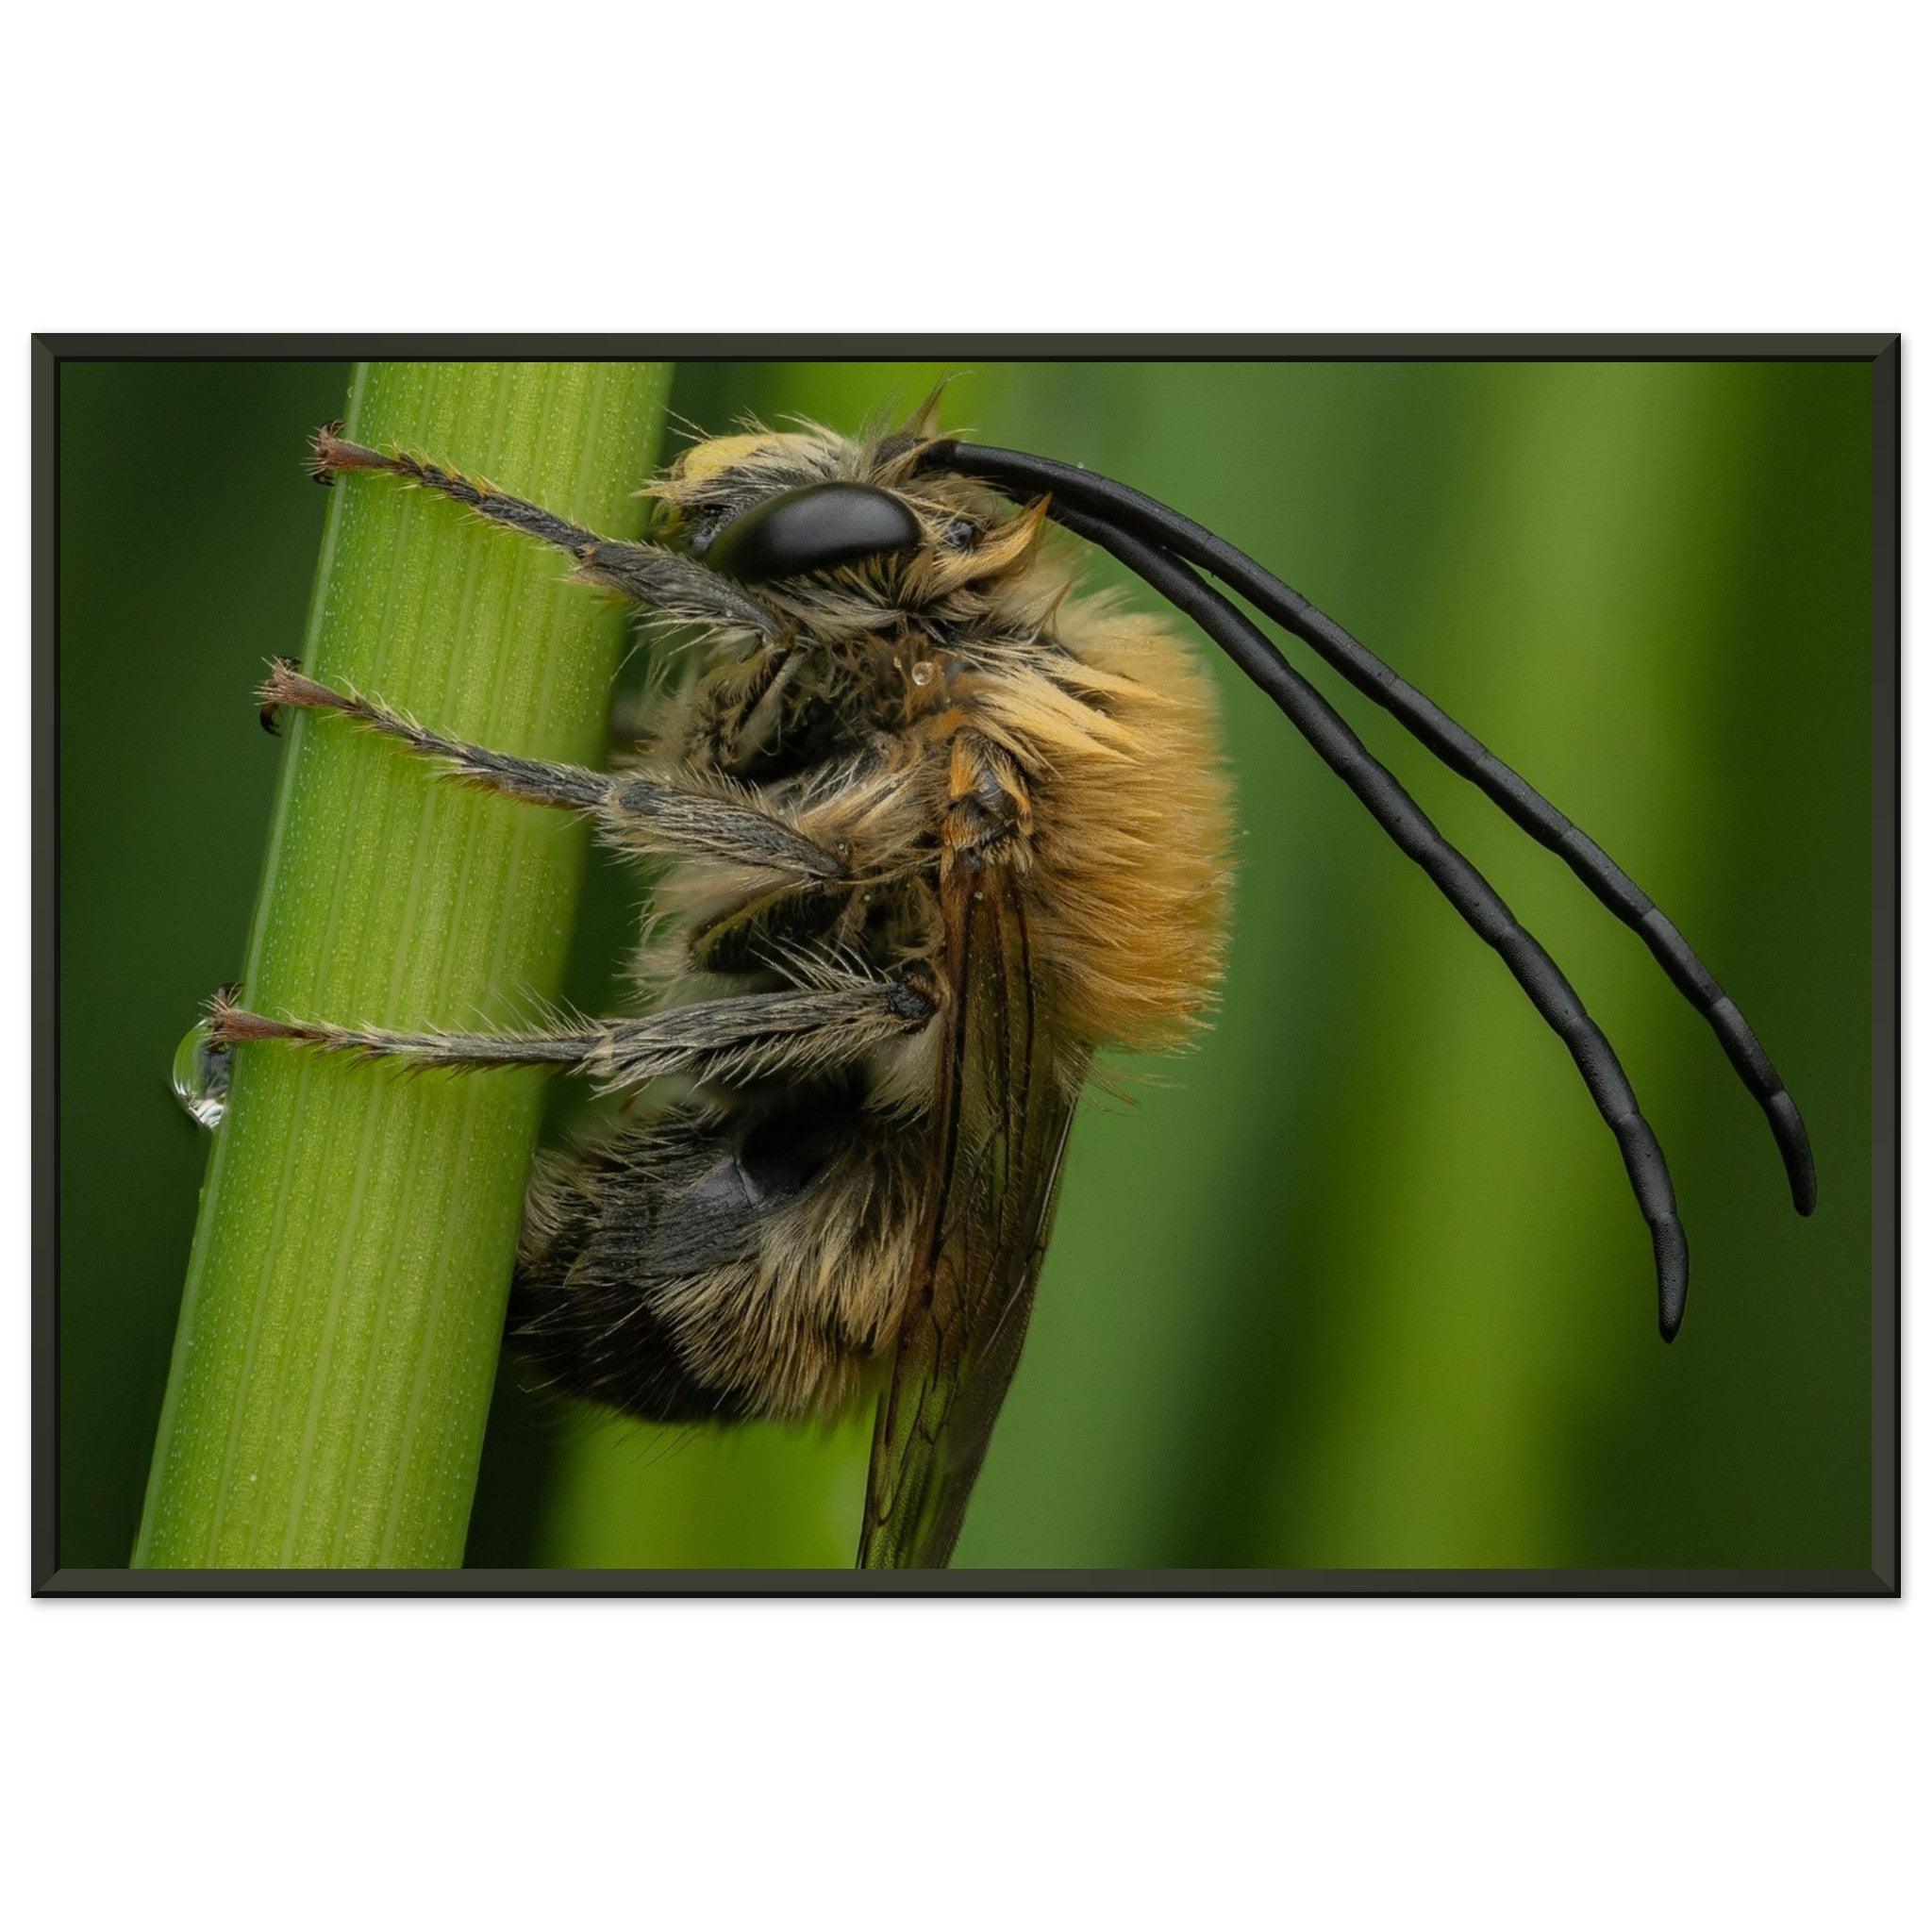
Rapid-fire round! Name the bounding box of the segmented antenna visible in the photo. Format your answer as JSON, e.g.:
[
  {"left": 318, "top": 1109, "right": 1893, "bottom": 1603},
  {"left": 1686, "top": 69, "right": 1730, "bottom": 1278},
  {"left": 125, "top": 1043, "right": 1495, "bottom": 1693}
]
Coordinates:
[
  {"left": 925, "top": 439, "right": 1815, "bottom": 1221},
  {"left": 1048, "top": 504, "right": 1691, "bottom": 1340}
]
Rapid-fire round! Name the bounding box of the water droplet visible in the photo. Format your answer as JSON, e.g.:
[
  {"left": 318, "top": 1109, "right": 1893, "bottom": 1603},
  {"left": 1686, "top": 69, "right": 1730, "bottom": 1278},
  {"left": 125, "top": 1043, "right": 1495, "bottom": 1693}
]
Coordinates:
[
  {"left": 172, "top": 1019, "right": 231, "bottom": 1130},
  {"left": 909, "top": 660, "right": 935, "bottom": 688}
]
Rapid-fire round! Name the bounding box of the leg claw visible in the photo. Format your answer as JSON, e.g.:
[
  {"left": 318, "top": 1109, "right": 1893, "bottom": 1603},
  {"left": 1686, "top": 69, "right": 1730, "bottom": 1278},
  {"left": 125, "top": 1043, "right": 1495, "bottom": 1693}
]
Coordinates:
[
  {"left": 307, "top": 421, "right": 346, "bottom": 486},
  {"left": 258, "top": 658, "right": 302, "bottom": 735}
]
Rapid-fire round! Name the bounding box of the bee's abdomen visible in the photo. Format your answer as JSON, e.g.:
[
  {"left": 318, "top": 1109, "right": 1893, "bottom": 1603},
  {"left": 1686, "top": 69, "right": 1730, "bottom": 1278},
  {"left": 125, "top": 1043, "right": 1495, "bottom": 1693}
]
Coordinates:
[
  {"left": 510, "top": 1108, "right": 758, "bottom": 1423},
  {"left": 510, "top": 1088, "right": 926, "bottom": 1425}
]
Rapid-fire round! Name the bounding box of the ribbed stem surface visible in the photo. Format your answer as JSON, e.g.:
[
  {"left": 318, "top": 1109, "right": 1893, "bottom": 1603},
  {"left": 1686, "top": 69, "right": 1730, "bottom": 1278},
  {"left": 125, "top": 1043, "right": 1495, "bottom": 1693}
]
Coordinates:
[{"left": 136, "top": 359, "right": 669, "bottom": 1567}]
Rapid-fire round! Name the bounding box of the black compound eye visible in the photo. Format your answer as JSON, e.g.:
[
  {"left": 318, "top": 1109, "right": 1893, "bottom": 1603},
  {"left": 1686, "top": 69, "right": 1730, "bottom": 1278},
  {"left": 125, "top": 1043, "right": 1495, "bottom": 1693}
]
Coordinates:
[
  {"left": 701, "top": 481, "right": 923, "bottom": 583},
  {"left": 941, "top": 516, "right": 981, "bottom": 551}
]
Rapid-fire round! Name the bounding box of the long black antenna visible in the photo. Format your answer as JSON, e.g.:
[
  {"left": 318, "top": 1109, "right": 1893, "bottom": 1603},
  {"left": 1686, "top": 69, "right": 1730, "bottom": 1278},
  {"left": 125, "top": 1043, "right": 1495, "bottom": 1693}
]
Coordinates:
[
  {"left": 1045, "top": 503, "right": 1690, "bottom": 1338},
  {"left": 926, "top": 439, "right": 1814, "bottom": 1218}
]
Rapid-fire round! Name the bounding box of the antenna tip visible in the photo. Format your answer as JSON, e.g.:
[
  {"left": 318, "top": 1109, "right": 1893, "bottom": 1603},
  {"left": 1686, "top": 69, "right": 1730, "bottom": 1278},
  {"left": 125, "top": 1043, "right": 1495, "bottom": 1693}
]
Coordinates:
[
  {"left": 1653, "top": 1221, "right": 1690, "bottom": 1343},
  {"left": 1768, "top": 1093, "right": 1818, "bottom": 1216}
]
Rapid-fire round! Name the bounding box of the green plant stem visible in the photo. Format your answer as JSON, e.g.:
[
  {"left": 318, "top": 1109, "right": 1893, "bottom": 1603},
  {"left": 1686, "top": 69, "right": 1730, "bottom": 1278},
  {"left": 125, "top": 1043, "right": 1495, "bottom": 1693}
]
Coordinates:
[{"left": 135, "top": 360, "right": 670, "bottom": 1568}]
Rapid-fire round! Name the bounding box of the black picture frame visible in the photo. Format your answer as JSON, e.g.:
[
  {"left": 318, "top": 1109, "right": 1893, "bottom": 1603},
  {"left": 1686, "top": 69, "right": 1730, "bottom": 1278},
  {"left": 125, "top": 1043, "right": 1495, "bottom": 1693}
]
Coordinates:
[{"left": 30, "top": 333, "right": 1901, "bottom": 1599}]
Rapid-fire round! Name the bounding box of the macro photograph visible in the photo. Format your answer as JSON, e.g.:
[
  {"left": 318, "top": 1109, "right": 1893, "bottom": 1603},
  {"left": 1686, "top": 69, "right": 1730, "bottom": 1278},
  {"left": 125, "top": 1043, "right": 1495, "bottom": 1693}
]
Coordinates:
[
  {"left": 17, "top": 9, "right": 1927, "bottom": 1924},
  {"left": 37, "top": 343, "right": 1895, "bottom": 1585}
]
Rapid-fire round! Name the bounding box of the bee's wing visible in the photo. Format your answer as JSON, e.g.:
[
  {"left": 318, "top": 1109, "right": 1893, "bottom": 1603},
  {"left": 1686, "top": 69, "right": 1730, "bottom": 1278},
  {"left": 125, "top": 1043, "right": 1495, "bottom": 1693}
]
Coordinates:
[{"left": 857, "top": 863, "right": 1085, "bottom": 1570}]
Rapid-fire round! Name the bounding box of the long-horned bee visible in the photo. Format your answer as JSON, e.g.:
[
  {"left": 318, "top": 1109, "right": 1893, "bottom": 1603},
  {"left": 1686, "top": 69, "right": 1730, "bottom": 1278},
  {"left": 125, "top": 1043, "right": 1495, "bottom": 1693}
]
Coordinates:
[{"left": 213, "top": 396, "right": 1815, "bottom": 1569}]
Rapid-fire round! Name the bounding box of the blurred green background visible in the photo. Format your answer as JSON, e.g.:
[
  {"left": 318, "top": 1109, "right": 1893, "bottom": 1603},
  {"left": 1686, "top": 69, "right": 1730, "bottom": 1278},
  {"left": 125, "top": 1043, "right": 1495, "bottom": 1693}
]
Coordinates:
[{"left": 58, "top": 358, "right": 1874, "bottom": 1571}]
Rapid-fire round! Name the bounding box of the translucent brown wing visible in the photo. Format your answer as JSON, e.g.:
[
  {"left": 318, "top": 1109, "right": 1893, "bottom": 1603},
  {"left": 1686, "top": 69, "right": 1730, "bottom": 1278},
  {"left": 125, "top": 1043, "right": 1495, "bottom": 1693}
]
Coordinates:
[{"left": 856, "top": 860, "right": 1085, "bottom": 1569}]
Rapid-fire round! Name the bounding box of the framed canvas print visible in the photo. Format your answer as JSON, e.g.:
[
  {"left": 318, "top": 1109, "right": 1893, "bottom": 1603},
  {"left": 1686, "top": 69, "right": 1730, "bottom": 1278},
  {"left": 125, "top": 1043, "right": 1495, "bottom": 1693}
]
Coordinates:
[{"left": 32, "top": 337, "right": 1899, "bottom": 1592}]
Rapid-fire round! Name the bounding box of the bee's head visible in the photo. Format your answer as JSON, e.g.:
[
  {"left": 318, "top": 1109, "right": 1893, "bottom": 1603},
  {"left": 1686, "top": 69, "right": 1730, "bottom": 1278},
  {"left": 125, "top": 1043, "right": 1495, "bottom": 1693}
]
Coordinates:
[{"left": 653, "top": 412, "right": 1054, "bottom": 613}]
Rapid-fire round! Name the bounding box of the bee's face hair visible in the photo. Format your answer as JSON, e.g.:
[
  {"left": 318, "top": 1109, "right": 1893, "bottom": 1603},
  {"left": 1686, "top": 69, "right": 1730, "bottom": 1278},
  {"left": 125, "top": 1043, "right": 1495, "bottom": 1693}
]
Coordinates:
[{"left": 653, "top": 418, "right": 1068, "bottom": 644}]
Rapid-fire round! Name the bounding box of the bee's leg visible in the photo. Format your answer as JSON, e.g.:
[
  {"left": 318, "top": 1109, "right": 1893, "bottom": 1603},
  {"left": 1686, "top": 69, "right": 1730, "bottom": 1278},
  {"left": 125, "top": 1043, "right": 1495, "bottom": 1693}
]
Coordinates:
[
  {"left": 309, "top": 424, "right": 777, "bottom": 638},
  {"left": 259, "top": 660, "right": 845, "bottom": 881},
  {"left": 208, "top": 968, "right": 937, "bottom": 1088}
]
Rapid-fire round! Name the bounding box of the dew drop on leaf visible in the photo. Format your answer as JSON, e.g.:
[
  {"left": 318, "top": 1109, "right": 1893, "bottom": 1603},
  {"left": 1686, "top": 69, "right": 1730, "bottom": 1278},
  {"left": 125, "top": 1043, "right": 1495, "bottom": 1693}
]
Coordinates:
[{"left": 172, "top": 1019, "right": 231, "bottom": 1131}]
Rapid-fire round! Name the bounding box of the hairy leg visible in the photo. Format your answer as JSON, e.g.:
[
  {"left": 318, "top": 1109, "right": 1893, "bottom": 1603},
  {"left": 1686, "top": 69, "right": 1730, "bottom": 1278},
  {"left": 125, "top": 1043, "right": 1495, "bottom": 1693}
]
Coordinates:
[
  {"left": 309, "top": 424, "right": 777, "bottom": 639},
  {"left": 259, "top": 659, "right": 845, "bottom": 880},
  {"left": 208, "top": 969, "right": 937, "bottom": 1091}
]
